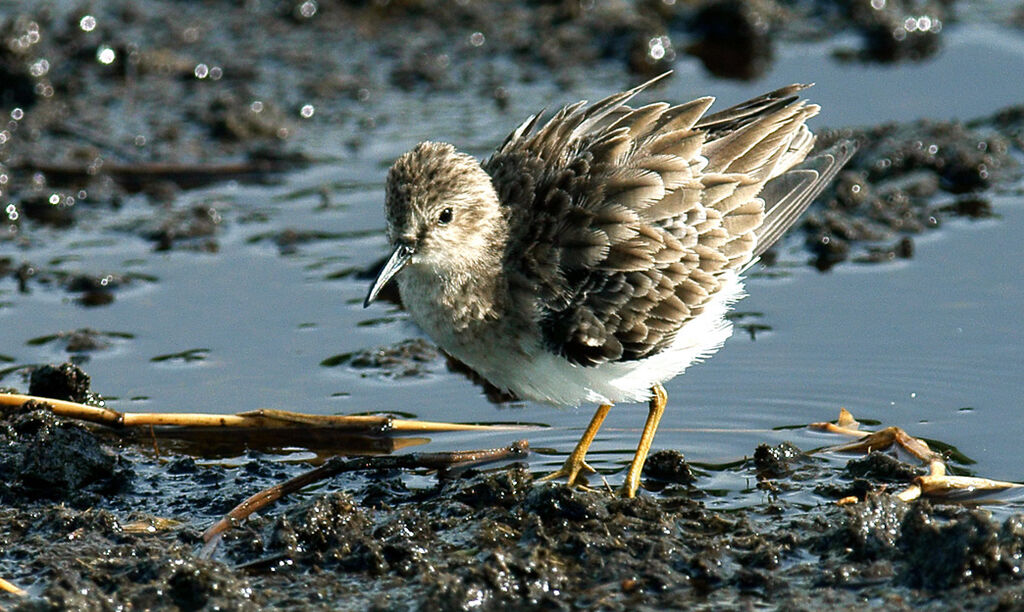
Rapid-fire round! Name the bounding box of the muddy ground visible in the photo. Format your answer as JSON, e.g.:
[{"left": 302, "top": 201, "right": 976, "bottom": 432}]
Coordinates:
[
  {"left": 3, "top": 365, "right": 1024, "bottom": 610},
  {"left": 2, "top": 0, "right": 1024, "bottom": 610}
]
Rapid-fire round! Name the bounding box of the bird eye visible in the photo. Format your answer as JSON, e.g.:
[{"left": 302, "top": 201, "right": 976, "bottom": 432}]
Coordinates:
[{"left": 437, "top": 207, "right": 453, "bottom": 225}]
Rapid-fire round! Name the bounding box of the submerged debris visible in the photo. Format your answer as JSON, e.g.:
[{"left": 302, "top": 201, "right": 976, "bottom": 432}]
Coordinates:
[
  {"left": 323, "top": 338, "right": 442, "bottom": 379},
  {"left": 805, "top": 120, "right": 1018, "bottom": 270}
]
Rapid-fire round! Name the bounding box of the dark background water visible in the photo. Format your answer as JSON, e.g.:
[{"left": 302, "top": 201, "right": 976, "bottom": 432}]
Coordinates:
[{"left": 2, "top": 2, "right": 1022, "bottom": 509}]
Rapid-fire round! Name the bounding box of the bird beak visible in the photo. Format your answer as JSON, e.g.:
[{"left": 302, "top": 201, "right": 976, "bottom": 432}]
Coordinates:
[{"left": 364, "top": 243, "right": 414, "bottom": 307}]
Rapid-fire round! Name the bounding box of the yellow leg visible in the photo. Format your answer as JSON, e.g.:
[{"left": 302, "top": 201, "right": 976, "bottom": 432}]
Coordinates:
[
  {"left": 620, "top": 383, "right": 667, "bottom": 498},
  {"left": 538, "top": 403, "right": 612, "bottom": 487}
]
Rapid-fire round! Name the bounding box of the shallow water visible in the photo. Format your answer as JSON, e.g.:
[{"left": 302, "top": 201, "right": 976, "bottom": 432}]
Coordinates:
[{"left": 2, "top": 17, "right": 1023, "bottom": 508}]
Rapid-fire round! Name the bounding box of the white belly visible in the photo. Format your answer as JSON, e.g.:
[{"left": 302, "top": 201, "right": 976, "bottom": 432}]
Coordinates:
[{"left": 432, "top": 273, "right": 746, "bottom": 407}]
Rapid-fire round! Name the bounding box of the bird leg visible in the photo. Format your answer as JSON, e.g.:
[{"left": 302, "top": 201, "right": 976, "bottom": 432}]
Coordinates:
[
  {"left": 620, "top": 383, "right": 668, "bottom": 498},
  {"left": 538, "top": 403, "right": 612, "bottom": 487}
]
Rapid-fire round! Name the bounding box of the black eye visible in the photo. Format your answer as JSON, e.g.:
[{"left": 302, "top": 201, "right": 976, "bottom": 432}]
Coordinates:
[{"left": 437, "top": 207, "right": 453, "bottom": 225}]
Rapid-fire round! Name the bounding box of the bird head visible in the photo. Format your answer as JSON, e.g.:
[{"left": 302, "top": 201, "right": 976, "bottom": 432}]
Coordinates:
[{"left": 364, "top": 142, "right": 506, "bottom": 307}]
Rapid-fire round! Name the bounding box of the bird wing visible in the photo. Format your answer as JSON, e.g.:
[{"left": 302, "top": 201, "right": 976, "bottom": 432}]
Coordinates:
[{"left": 484, "top": 76, "right": 849, "bottom": 366}]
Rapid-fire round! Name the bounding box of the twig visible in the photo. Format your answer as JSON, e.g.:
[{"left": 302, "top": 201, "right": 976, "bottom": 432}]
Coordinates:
[
  {"left": 0, "top": 393, "right": 529, "bottom": 433},
  {"left": 0, "top": 393, "right": 121, "bottom": 425},
  {"left": 808, "top": 407, "right": 864, "bottom": 437},
  {"left": 823, "top": 426, "right": 943, "bottom": 464},
  {"left": 0, "top": 577, "right": 26, "bottom": 597},
  {"left": 897, "top": 460, "right": 1021, "bottom": 502},
  {"left": 811, "top": 408, "right": 1021, "bottom": 502},
  {"left": 199, "top": 440, "right": 530, "bottom": 556}
]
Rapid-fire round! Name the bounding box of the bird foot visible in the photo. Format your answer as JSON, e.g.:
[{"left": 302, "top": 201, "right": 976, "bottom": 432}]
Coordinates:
[
  {"left": 618, "top": 477, "right": 641, "bottom": 499},
  {"left": 537, "top": 458, "right": 597, "bottom": 488}
]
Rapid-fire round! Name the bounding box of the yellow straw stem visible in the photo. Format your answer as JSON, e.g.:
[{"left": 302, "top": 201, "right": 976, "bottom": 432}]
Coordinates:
[{"left": 0, "top": 393, "right": 531, "bottom": 433}]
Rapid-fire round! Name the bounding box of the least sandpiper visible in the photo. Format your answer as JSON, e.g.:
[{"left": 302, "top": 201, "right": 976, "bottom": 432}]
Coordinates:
[{"left": 365, "top": 74, "right": 854, "bottom": 497}]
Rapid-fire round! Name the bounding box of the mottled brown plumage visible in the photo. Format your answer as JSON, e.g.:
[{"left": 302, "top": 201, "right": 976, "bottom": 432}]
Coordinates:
[
  {"left": 365, "top": 74, "right": 854, "bottom": 497},
  {"left": 483, "top": 79, "right": 846, "bottom": 367}
]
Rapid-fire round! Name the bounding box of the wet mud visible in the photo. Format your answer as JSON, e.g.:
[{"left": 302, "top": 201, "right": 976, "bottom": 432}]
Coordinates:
[
  {"left": 805, "top": 116, "right": 1021, "bottom": 270},
  {"left": 3, "top": 365, "right": 1024, "bottom": 609},
  {"left": 2, "top": 0, "right": 1024, "bottom": 608}
]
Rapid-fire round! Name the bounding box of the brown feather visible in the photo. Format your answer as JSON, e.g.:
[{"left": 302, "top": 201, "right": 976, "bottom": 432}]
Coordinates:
[{"left": 482, "top": 76, "right": 853, "bottom": 365}]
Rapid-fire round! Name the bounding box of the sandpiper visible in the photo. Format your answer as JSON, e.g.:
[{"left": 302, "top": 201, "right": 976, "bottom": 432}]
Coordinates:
[{"left": 365, "top": 74, "right": 854, "bottom": 497}]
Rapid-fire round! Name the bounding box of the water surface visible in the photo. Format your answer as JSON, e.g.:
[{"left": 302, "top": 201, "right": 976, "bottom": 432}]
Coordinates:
[{"left": 2, "top": 18, "right": 1022, "bottom": 506}]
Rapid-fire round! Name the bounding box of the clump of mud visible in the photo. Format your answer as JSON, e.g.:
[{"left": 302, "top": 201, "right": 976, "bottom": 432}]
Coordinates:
[
  {"left": 322, "top": 338, "right": 442, "bottom": 379},
  {"left": 803, "top": 112, "right": 1021, "bottom": 270}
]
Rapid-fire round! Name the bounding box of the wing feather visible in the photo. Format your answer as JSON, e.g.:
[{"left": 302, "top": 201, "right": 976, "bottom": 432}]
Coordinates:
[{"left": 484, "top": 77, "right": 853, "bottom": 366}]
